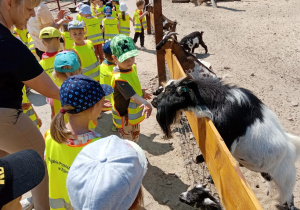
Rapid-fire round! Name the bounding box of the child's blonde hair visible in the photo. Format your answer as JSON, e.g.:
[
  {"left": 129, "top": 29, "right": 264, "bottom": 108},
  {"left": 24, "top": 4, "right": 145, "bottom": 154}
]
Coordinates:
[
  {"left": 130, "top": 187, "right": 144, "bottom": 210},
  {"left": 136, "top": 0, "right": 145, "bottom": 7},
  {"left": 52, "top": 68, "right": 82, "bottom": 83},
  {"left": 50, "top": 105, "right": 74, "bottom": 144}
]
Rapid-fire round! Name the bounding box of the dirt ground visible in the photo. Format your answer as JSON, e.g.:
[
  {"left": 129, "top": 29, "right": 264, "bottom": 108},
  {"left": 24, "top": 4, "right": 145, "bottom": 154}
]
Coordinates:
[{"left": 26, "top": 0, "right": 300, "bottom": 209}]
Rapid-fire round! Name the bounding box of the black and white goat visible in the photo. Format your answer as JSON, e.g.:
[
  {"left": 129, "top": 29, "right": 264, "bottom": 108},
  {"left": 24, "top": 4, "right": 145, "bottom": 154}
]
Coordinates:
[
  {"left": 151, "top": 75, "right": 300, "bottom": 209},
  {"left": 180, "top": 31, "right": 208, "bottom": 54},
  {"left": 179, "top": 184, "right": 222, "bottom": 209}
]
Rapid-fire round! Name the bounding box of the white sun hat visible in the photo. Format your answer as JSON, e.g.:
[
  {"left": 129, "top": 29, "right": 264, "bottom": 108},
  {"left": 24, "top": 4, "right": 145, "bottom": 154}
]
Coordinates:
[{"left": 119, "top": 2, "right": 128, "bottom": 12}]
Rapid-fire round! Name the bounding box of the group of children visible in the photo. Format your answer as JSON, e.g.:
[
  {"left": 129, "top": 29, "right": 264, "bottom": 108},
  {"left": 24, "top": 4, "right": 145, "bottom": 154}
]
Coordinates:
[{"left": 18, "top": 0, "right": 154, "bottom": 209}]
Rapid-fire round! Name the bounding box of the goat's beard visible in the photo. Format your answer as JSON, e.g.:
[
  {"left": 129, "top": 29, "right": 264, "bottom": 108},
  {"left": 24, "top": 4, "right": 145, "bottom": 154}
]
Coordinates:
[{"left": 156, "top": 102, "right": 182, "bottom": 138}]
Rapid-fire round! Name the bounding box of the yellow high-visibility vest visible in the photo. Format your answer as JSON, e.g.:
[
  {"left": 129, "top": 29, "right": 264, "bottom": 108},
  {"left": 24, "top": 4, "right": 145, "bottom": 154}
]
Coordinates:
[
  {"left": 76, "top": 14, "right": 83, "bottom": 22},
  {"left": 111, "top": 65, "right": 145, "bottom": 128},
  {"left": 45, "top": 130, "right": 101, "bottom": 210},
  {"left": 134, "top": 9, "right": 147, "bottom": 33},
  {"left": 39, "top": 53, "right": 62, "bottom": 87},
  {"left": 82, "top": 16, "right": 104, "bottom": 45},
  {"left": 12, "top": 27, "right": 28, "bottom": 45},
  {"left": 112, "top": 10, "right": 117, "bottom": 19},
  {"left": 99, "top": 61, "right": 115, "bottom": 110},
  {"left": 61, "top": 31, "right": 74, "bottom": 50},
  {"left": 114, "top": 4, "right": 120, "bottom": 14},
  {"left": 22, "top": 87, "right": 39, "bottom": 129},
  {"left": 27, "top": 33, "right": 36, "bottom": 53},
  {"left": 103, "top": 17, "right": 119, "bottom": 40},
  {"left": 91, "top": 4, "right": 105, "bottom": 24},
  {"left": 118, "top": 13, "right": 130, "bottom": 36},
  {"left": 72, "top": 40, "right": 99, "bottom": 81}
]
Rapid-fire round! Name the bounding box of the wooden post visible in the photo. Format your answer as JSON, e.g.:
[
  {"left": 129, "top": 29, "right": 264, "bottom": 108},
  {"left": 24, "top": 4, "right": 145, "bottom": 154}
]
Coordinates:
[
  {"left": 153, "top": 0, "right": 166, "bottom": 85},
  {"left": 145, "top": 0, "right": 152, "bottom": 34},
  {"left": 211, "top": 0, "right": 217, "bottom": 8}
]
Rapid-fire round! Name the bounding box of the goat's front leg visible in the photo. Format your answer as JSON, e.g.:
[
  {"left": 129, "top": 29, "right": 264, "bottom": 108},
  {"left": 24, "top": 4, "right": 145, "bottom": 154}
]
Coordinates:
[{"left": 199, "top": 40, "right": 208, "bottom": 54}]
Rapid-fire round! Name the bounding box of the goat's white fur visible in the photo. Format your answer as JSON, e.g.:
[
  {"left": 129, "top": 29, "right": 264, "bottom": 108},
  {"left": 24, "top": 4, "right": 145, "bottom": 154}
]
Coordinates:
[{"left": 230, "top": 105, "right": 300, "bottom": 205}]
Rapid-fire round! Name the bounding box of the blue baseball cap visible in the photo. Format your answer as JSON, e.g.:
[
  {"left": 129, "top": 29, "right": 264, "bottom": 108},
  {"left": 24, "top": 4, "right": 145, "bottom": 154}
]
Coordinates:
[
  {"left": 68, "top": 20, "right": 85, "bottom": 30},
  {"left": 79, "top": 4, "right": 92, "bottom": 15},
  {"left": 104, "top": 6, "right": 112, "bottom": 15},
  {"left": 102, "top": 41, "right": 112, "bottom": 54},
  {"left": 54, "top": 51, "right": 80, "bottom": 73},
  {"left": 60, "top": 75, "right": 114, "bottom": 114},
  {"left": 66, "top": 135, "right": 148, "bottom": 210}
]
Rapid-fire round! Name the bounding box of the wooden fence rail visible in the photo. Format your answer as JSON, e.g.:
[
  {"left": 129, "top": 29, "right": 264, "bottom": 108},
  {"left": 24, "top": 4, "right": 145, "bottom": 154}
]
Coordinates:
[{"left": 165, "top": 49, "right": 263, "bottom": 210}]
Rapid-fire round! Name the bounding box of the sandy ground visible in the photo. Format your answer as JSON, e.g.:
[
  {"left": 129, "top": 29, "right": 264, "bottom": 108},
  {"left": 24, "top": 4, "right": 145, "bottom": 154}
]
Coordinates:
[{"left": 25, "top": 0, "right": 300, "bottom": 209}]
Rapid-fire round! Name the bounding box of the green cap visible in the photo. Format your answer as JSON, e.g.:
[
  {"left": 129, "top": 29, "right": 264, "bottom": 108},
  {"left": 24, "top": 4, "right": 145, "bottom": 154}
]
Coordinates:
[
  {"left": 110, "top": 34, "right": 138, "bottom": 63},
  {"left": 39, "top": 27, "right": 61, "bottom": 39}
]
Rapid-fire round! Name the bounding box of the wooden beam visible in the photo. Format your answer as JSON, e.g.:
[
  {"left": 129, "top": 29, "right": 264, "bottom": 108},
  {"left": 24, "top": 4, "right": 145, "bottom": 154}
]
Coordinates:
[
  {"left": 164, "top": 49, "right": 262, "bottom": 210},
  {"left": 145, "top": 0, "right": 152, "bottom": 34},
  {"left": 153, "top": 0, "right": 166, "bottom": 85}
]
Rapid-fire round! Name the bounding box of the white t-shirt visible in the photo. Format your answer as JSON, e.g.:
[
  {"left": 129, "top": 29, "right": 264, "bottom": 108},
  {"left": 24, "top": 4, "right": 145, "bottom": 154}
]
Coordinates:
[{"left": 27, "top": 2, "right": 54, "bottom": 51}]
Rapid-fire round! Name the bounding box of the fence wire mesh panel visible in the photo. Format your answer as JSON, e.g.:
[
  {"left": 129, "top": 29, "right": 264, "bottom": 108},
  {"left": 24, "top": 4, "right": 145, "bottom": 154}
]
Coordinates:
[{"left": 174, "top": 112, "right": 222, "bottom": 207}]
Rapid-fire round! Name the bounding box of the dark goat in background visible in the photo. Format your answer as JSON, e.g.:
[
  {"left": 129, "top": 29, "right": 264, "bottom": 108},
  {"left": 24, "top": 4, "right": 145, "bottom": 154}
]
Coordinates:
[
  {"left": 151, "top": 75, "right": 300, "bottom": 209},
  {"left": 179, "top": 184, "right": 222, "bottom": 209},
  {"left": 180, "top": 31, "right": 208, "bottom": 54}
]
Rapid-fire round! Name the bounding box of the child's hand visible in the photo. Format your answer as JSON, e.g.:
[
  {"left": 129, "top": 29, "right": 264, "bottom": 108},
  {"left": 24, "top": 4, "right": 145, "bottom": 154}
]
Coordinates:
[
  {"left": 142, "top": 89, "right": 152, "bottom": 100},
  {"left": 21, "top": 103, "right": 32, "bottom": 111},
  {"left": 140, "top": 102, "right": 152, "bottom": 119},
  {"left": 57, "top": 10, "right": 67, "bottom": 21}
]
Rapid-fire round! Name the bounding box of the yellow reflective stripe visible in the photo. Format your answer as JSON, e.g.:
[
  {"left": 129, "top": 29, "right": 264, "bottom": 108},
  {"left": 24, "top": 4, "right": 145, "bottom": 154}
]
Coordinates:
[
  {"left": 82, "top": 61, "right": 99, "bottom": 73},
  {"left": 120, "top": 27, "right": 130, "bottom": 30},
  {"left": 120, "top": 31, "right": 130, "bottom": 35},
  {"left": 24, "top": 108, "right": 38, "bottom": 127},
  {"left": 91, "top": 38, "right": 104, "bottom": 44},
  {"left": 86, "top": 33, "right": 103, "bottom": 39},
  {"left": 128, "top": 108, "right": 143, "bottom": 119},
  {"left": 104, "top": 34, "right": 119, "bottom": 37},
  {"left": 49, "top": 198, "right": 72, "bottom": 210},
  {"left": 135, "top": 24, "right": 141, "bottom": 27},
  {"left": 86, "top": 70, "right": 100, "bottom": 81}
]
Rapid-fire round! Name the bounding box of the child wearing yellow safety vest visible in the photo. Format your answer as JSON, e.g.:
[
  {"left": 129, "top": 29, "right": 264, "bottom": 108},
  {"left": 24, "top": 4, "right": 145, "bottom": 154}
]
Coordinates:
[
  {"left": 53, "top": 51, "right": 98, "bottom": 130},
  {"left": 102, "top": 5, "right": 119, "bottom": 41},
  {"left": 112, "top": 0, "right": 120, "bottom": 14},
  {"left": 68, "top": 20, "right": 100, "bottom": 82},
  {"left": 21, "top": 87, "right": 41, "bottom": 129},
  {"left": 105, "top": 2, "right": 118, "bottom": 18},
  {"left": 91, "top": 0, "right": 105, "bottom": 27},
  {"left": 118, "top": 2, "right": 133, "bottom": 36},
  {"left": 79, "top": 4, "right": 105, "bottom": 62},
  {"left": 110, "top": 35, "right": 152, "bottom": 143},
  {"left": 45, "top": 74, "right": 113, "bottom": 210},
  {"left": 39, "top": 27, "right": 62, "bottom": 119},
  {"left": 13, "top": 26, "right": 28, "bottom": 46},
  {"left": 133, "top": 0, "right": 148, "bottom": 50},
  {"left": 61, "top": 23, "right": 74, "bottom": 50}
]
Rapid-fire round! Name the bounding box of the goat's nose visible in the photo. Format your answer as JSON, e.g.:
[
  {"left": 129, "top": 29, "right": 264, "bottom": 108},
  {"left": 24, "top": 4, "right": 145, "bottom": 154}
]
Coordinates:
[{"left": 151, "top": 98, "right": 158, "bottom": 108}]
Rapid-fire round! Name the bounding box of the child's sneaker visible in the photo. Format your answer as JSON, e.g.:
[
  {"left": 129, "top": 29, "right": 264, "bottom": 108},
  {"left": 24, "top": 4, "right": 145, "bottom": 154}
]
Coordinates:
[
  {"left": 140, "top": 46, "right": 146, "bottom": 50},
  {"left": 111, "top": 124, "right": 118, "bottom": 132},
  {"left": 20, "top": 197, "right": 34, "bottom": 210}
]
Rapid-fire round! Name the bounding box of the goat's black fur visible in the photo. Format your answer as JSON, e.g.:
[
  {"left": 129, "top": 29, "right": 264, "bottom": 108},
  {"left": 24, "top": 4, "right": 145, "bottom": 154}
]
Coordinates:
[
  {"left": 180, "top": 31, "right": 208, "bottom": 54},
  {"left": 179, "top": 184, "right": 222, "bottom": 209},
  {"left": 152, "top": 78, "right": 263, "bottom": 149}
]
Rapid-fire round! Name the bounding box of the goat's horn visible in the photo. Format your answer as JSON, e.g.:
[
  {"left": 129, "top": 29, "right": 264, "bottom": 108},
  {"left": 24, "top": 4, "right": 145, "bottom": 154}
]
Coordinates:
[{"left": 174, "top": 73, "right": 193, "bottom": 86}]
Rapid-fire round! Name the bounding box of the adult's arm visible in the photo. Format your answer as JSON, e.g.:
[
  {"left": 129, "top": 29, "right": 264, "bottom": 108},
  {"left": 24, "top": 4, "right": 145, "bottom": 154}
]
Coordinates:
[{"left": 23, "top": 72, "right": 60, "bottom": 100}]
